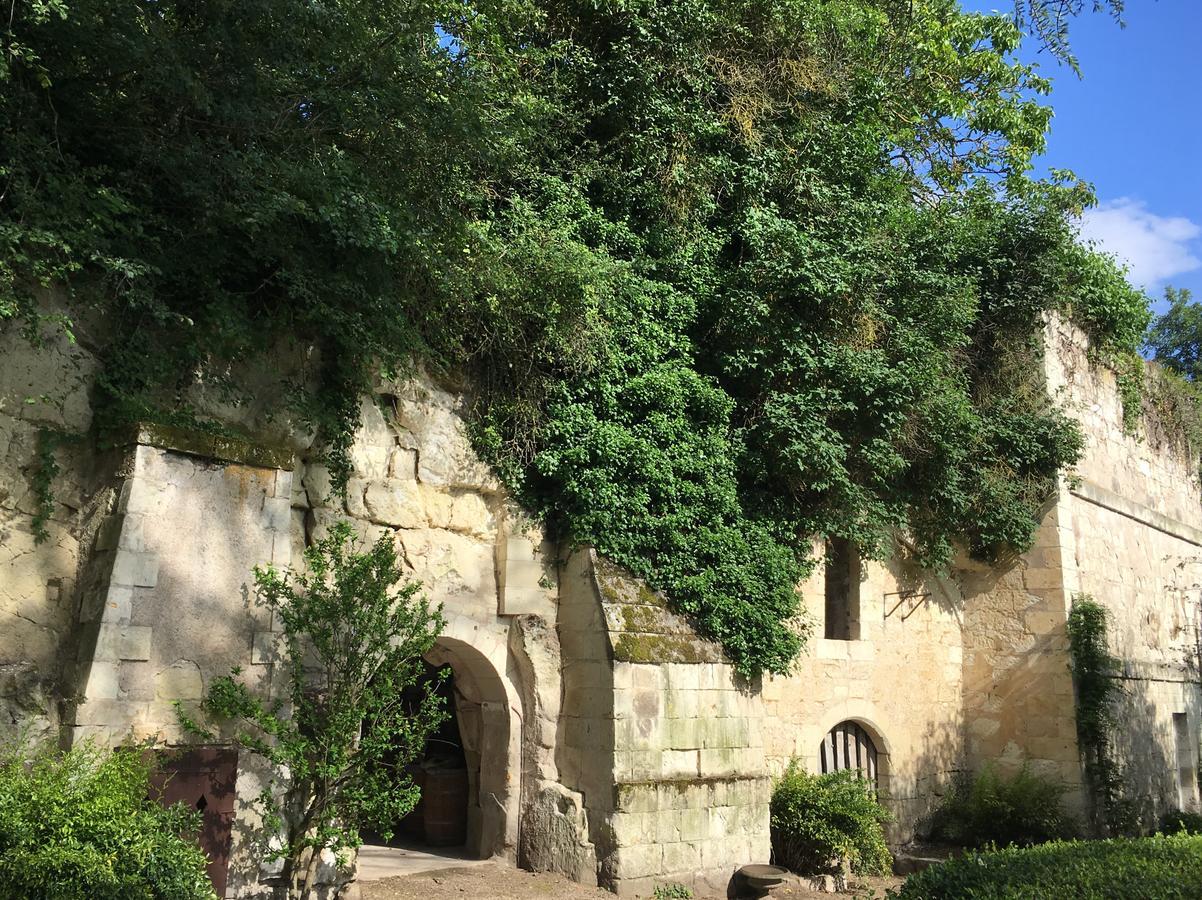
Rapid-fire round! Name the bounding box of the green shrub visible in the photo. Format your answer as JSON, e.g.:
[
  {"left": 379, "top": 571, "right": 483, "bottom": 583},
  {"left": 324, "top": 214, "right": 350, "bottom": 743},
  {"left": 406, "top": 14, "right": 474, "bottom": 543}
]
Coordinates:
[
  {"left": 891, "top": 833, "right": 1202, "bottom": 899},
  {"left": 770, "top": 761, "right": 891, "bottom": 876},
  {"left": 1157, "top": 809, "right": 1202, "bottom": 835},
  {"left": 652, "top": 884, "right": 693, "bottom": 899},
  {"left": 0, "top": 739, "right": 216, "bottom": 900},
  {"left": 929, "top": 764, "right": 1077, "bottom": 848}
]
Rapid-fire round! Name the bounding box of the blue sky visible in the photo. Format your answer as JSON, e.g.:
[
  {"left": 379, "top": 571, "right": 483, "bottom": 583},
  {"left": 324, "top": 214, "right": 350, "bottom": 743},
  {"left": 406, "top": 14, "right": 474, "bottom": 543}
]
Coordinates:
[{"left": 965, "top": 0, "right": 1202, "bottom": 310}]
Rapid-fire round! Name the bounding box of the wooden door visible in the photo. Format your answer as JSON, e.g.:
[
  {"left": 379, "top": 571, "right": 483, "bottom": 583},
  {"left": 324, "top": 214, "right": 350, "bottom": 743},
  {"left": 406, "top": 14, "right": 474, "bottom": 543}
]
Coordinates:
[
  {"left": 149, "top": 746, "right": 238, "bottom": 898},
  {"left": 818, "top": 721, "right": 878, "bottom": 786}
]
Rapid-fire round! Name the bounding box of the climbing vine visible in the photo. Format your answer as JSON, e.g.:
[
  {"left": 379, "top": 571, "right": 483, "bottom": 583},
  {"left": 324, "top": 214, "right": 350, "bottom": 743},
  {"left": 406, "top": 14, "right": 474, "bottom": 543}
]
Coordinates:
[
  {"left": 1067, "top": 595, "right": 1133, "bottom": 835},
  {"left": 2, "top": 0, "right": 1152, "bottom": 673},
  {"left": 28, "top": 427, "right": 82, "bottom": 544}
]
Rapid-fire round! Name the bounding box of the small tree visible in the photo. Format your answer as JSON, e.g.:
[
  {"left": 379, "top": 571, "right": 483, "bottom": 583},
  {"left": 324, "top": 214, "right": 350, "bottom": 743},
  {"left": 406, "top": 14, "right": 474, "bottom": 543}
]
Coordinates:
[{"left": 187, "top": 521, "right": 446, "bottom": 899}]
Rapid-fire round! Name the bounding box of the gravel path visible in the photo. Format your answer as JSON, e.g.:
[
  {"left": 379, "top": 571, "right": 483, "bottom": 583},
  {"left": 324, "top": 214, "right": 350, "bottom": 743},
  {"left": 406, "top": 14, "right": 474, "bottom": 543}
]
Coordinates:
[{"left": 360, "top": 862, "right": 904, "bottom": 900}]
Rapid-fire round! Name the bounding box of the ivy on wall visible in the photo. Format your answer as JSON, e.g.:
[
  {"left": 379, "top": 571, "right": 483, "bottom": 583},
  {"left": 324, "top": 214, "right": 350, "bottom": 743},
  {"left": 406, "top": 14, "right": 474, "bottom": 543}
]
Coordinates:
[
  {"left": 1067, "top": 595, "right": 1134, "bottom": 835},
  {"left": 2, "top": 0, "right": 1152, "bottom": 674}
]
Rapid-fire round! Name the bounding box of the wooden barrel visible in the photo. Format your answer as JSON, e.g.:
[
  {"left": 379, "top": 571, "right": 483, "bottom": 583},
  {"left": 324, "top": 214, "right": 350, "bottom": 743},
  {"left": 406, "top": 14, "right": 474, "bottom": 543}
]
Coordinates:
[{"left": 422, "top": 767, "right": 469, "bottom": 846}]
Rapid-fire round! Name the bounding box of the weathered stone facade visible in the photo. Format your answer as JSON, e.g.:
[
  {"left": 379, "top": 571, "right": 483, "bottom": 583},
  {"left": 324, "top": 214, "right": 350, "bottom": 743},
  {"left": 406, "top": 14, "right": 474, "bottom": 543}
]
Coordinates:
[{"left": 2, "top": 310, "right": 1201, "bottom": 897}]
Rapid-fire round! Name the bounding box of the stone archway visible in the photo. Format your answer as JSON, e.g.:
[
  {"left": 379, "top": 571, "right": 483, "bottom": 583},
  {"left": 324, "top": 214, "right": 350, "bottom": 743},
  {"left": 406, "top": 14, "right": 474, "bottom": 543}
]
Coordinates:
[{"left": 423, "top": 614, "right": 524, "bottom": 860}]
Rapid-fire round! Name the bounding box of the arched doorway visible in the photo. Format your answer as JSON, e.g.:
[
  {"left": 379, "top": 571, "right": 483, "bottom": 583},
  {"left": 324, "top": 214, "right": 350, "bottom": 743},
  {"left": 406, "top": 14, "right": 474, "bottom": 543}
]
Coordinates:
[
  {"left": 358, "top": 620, "right": 524, "bottom": 882},
  {"left": 423, "top": 631, "right": 522, "bottom": 859}
]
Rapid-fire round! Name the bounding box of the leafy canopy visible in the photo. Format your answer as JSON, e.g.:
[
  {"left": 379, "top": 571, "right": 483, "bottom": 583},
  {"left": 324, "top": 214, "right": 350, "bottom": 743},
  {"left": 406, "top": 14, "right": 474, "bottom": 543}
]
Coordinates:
[{"left": 1, "top": 0, "right": 1150, "bottom": 674}]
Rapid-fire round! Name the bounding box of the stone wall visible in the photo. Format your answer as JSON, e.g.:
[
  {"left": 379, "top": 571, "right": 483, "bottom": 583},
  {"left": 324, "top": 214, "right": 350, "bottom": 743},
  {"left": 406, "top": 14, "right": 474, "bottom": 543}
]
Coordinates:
[
  {"left": 959, "top": 318, "right": 1202, "bottom": 827},
  {"left": 762, "top": 550, "right": 966, "bottom": 841},
  {"left": 559, "top": 551, "right": 771, "bottom": 897},
  {"left": 0, "top": 318, "right": 100, "bottom": 743},
  {"left": 8, "top": 302, "right": 1202, "bottom": 896},
  {"left": 1046, "top": 320, "right": 1202, "bottom": 824},
  {"left": 958, "top": 499, "right": 1085, "bottom": 811}
]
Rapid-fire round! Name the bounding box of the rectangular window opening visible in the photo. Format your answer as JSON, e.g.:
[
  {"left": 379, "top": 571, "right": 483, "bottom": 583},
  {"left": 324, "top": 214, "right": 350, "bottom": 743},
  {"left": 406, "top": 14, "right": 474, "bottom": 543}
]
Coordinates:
[
  {"left": 824, "top": 536, "right": 861, "bottom": 641},
  {"left": 1174, "top": 712, "right": 1199, "bottom": 811}
]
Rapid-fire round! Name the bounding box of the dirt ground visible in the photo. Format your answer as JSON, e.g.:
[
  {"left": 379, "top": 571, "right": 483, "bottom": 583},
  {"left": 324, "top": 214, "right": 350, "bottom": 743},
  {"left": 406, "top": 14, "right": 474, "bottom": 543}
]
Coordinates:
[{"left": 361, "top": 863, "right": 904, "bottom": 900}]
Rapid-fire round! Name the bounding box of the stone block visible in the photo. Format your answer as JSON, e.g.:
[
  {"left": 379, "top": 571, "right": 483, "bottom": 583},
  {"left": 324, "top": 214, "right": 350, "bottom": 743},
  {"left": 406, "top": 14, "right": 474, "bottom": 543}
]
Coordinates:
[
  {"left": 303, "top": 464, "right": 335, "bottom": 507},
  {"left": 631, "top": 689, "right": 662, "bottom": 721},
  {"left": 631, "top": 664, "right": 664, "bottom": 692},
  {"left": 103, "top": 586, "right": 133, "bottom": 624},
  {"left": 118, "top": 662, "right": 155, "bottom": 702},
  {"left": 118, "top": 477, "right": 163, "bottom": 516},
  {"left": 610, "top": 843, "right": 663, "bottom": 880},
  {"left": 662, "top": 749, "right": 700, "bottom": 778},
  {"left": 662, "top": 840, "right": 702, "bottom": 874},
  {"left": 815, "top": 639, "right": 851, "bottom": 660},
  {"left": 83, "top": 662, "right": 120, "bottom": 701},
  {"left": 616, "top": 782, "right": 659, "bottom": 813},
  {"left": 420, "top": 486, "right": 452, "bottom": 529},
  {"left": 70, "top": 724, "right": 116, "bottom": 745},
  {"left": 155, "top": 660, "right": 204, "bottom": 700},
  {"left": 629, "top": 750, "right": 663, "bottom": 781},
  {"left": 110, "top": 550, "right": 159, "bottom": 588},
  {"left": 261, "top": 496, "right": 291, "bottom": 531},
  {"left": 665, "top": 664, "right": 701, "bottom": 692},
  {"left": 699, "top": 747, "right": 737, "bottom": 777},
  {"left": 665, "top": 718, "right": 698, "bottom": 750},
  {"left": 73, "top": 698, "right": 143, "bottom": 727},
  {"left": 343, "top": 479, "right": 369, "bottom": 518},
  {"left": 93, "top": 623, "right": 152, "bottom": 661},
  {"left": 664, "top": 688, "right": 699, "bottom": 720},
  {"left": 363, "top": 479, "right": 425, "bottom": 528},
  {"left": 1022, "top": 567, "right": 1064, "bottom": 592},
  {"left": 848, "top": 641, "right": 875, "bottom": 661},
  {"left": 677, "top": 807, "right": 709, "bottom": 842},
  {"left": 449, "top": 493, "right": 493, "bottom": 538},
  {"left": 612, "top": 811, "right": 657, "bottom": 845}
]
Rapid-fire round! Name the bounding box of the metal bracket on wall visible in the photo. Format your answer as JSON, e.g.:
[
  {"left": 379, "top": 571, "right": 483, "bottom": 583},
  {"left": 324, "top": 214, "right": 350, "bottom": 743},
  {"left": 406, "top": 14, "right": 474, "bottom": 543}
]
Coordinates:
[{"left": 883, "top": 589, "right": 930, "bottom": 622}]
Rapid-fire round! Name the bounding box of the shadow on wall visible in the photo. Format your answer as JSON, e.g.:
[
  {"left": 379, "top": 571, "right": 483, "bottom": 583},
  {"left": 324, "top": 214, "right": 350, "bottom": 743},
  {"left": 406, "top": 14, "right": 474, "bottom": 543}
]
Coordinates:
[
  {"left": 1107, "top": 668, "right": 1201, "bottom": 833},
  {"left": 890, "top": 718, "right": 965, "bottom": 845}
]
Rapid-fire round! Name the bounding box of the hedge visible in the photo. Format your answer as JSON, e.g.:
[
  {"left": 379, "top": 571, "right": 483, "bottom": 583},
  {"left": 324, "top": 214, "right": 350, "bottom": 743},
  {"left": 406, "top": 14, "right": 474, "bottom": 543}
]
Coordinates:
[{"left": 893, "top": 833, "right": 1202, "bottom": 899}]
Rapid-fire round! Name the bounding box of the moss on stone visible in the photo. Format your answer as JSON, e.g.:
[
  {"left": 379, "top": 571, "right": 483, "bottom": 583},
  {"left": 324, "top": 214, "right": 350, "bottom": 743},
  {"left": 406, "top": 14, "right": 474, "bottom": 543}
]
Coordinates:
[
  {"left": 136, "top": 423, "right": 294, "bottom": 471},
  {"left": 612, "top": 631, "right": 721, "bottom": 664}
]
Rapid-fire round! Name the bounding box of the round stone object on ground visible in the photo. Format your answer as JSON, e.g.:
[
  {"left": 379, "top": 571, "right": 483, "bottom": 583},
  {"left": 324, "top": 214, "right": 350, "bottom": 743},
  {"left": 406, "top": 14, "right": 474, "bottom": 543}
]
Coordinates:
[{"left": 738, "top": 864, "right": 789, "bottom": 897}]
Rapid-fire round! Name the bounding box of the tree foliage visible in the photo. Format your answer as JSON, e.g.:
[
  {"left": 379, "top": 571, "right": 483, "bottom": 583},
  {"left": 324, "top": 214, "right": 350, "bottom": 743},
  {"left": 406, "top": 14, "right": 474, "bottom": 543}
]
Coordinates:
[
  {"left": 1, "top": 0, "right": 1151, "bottom": 674},
  {"left": 1010, "top": 1, "right": 1126, "bottom": 72},
  {"left": 1147, "top": 288, "right": 1202, "bottom": 383},
  {"left": 187, "top": 522, "right": 446, "bottom": 899}
]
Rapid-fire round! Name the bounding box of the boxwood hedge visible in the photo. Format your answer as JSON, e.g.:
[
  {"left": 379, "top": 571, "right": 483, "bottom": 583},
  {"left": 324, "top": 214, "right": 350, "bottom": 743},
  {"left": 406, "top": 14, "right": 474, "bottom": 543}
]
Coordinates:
[{"left": 893, "top": 833, "right": 1202, "bottom": 899}]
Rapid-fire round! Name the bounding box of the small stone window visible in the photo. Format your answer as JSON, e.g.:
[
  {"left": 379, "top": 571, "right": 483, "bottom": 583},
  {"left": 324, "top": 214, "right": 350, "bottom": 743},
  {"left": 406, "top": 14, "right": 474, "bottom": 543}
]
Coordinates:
[
  {"left": 1174, "top": 713, "right": 1199, "bottom": 810},
  {"left": 824, "top": 537, "right": 861, "bottom": 640},
  {"left": 819, "top": 720, "right": 878, "bottom": 786}
]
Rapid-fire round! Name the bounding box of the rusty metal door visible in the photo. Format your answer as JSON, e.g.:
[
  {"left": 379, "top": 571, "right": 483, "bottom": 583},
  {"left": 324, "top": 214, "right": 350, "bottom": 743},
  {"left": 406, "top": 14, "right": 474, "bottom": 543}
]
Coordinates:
[{"left": 149, "top": 746, "right": 238, "bottom": 898}]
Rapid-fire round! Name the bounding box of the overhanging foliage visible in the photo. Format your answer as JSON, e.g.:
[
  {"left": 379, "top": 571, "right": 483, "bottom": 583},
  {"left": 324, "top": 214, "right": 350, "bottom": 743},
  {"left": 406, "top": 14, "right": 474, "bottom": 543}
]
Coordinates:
[{"left": 2, "top": 0, "right": 1151, "bottom": 674}]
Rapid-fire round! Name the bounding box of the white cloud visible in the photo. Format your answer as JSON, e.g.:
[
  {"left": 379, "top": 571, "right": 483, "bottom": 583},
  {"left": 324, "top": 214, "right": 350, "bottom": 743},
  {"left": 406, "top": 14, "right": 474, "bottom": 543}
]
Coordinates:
[{"left": 1078, "top": 198, "right": 1202, "bottom": 289}]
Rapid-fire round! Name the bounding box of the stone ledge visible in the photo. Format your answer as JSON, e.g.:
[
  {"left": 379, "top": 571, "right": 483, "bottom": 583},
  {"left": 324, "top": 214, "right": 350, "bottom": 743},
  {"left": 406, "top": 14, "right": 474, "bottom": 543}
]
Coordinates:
[
  {"left": 132, "top": 423, "right": 295, "bottom": 471},
  {"left": 1070, "top": 479, "right": 1202, "bottom": 547}
]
